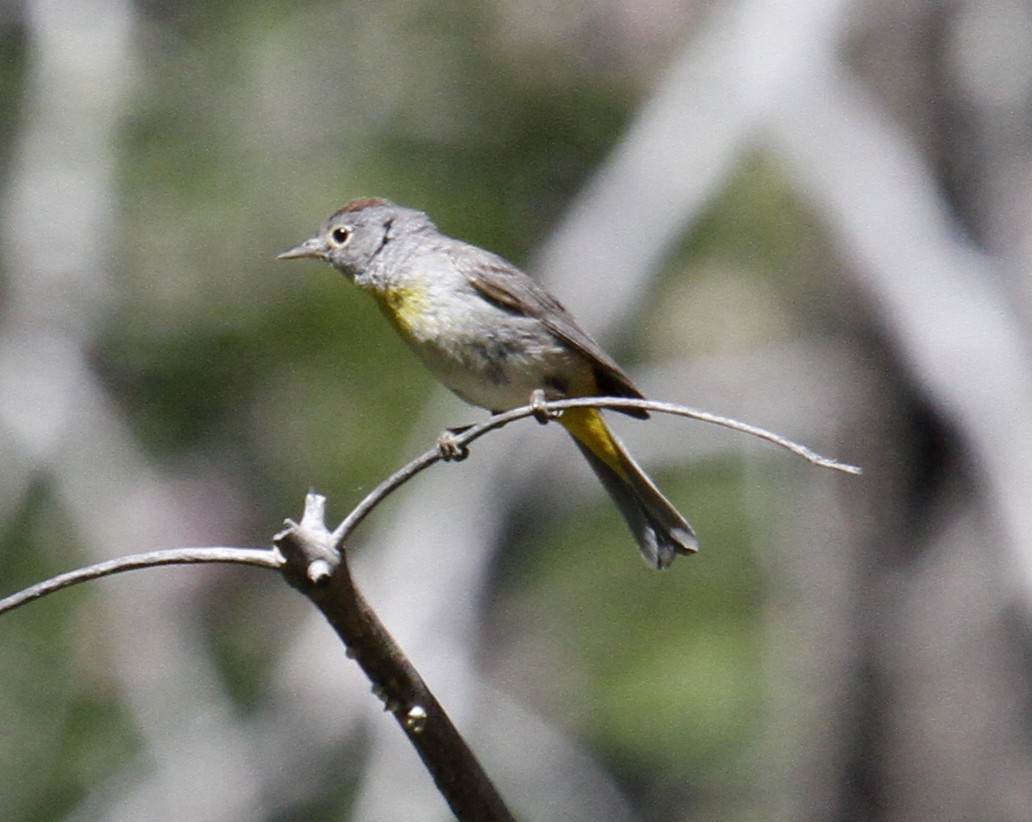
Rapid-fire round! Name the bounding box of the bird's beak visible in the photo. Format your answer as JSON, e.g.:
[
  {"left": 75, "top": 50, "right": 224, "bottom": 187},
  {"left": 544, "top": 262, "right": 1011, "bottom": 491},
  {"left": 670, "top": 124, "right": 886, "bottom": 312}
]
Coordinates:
[{"left": 278, "top": 237, "right": 327, "bottom": 261}]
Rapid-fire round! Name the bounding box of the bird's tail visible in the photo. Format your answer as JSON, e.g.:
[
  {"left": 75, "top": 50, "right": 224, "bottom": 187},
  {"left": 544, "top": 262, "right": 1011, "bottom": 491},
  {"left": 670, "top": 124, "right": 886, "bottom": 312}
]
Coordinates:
[{"left": 559, "top": 406, "right": 698, "bottom": 569}]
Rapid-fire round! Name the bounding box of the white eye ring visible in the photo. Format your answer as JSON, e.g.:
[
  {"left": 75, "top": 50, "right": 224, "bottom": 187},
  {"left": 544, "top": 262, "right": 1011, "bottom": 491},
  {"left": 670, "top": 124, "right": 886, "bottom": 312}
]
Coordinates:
[{"left": 329, "top": 225, "right": 352, "bottom": 247}]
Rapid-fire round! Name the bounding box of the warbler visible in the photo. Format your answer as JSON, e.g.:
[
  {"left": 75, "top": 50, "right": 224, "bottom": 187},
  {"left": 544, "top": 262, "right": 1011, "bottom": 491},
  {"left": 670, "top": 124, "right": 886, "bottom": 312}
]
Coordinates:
[{"left": 279, "top": 198, "right": 697, "bottom": 568}]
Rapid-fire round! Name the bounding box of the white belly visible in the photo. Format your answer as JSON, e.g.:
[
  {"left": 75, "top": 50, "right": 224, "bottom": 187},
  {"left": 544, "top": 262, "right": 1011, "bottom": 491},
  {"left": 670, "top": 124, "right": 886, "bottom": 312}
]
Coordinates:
[
  {"left": 407, "top": 316, "right": 591, "bottom": 411},
  {"left": 392, "top": 290, "right": 591, "bottom": 411}
]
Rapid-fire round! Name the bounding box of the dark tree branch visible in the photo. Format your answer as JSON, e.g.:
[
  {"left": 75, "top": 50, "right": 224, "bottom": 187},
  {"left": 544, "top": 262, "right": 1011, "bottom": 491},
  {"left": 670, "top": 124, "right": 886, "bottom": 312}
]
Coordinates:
[
  {"left": 276, "top": 493, "right": 516, "bottom": 822},
  {"left": 0, "top": 393, "right": 855, "bottom": 820}
]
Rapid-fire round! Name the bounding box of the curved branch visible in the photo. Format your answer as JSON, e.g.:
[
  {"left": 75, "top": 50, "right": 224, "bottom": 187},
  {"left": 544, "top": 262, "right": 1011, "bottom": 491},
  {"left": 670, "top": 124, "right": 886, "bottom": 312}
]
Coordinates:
[
  {"left": 0, "top": 395, "right": 852, "bottom": 820},
  {"left": 331, "top": 394, "right": 860, "bottom": 548},
  {"left": 0, "top": 546, "right": 282, "bottom": 617},
  {"left": 1, "top": 396, "right": 855, "bottom": 614}
]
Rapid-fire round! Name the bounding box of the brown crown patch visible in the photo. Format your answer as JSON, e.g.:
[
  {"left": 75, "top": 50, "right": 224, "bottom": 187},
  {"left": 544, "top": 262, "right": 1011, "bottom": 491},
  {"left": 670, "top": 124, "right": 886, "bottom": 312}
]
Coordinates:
[{"left": 336, "top": 197, "right": 390, "bottom": 214}]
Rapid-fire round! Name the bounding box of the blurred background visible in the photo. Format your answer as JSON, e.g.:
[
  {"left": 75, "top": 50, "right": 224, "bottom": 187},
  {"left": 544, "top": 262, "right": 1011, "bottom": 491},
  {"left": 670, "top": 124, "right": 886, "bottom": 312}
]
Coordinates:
[{"left": 1, "top": 0, "right": 1031, "bottom": 819}]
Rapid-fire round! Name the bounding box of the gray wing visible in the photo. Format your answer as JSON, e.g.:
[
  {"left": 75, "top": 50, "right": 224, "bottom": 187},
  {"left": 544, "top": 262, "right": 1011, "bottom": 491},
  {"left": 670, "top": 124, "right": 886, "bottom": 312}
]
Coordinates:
[{"left": 450, "top": 243, "right": 648, "bottom": 415}]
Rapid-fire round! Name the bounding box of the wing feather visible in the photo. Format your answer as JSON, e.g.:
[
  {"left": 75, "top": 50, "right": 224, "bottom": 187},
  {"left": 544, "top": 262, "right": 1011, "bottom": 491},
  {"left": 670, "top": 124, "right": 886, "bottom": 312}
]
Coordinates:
[{"left": 453, "top": 246, "right": 648, "bottom": 418}]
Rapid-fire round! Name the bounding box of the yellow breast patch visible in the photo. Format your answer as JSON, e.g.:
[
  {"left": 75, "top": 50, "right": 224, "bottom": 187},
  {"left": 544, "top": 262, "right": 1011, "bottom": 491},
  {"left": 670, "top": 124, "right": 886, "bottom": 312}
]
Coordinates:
[{"left": 376, "top": 284, "right": 432, "bottom": 337}]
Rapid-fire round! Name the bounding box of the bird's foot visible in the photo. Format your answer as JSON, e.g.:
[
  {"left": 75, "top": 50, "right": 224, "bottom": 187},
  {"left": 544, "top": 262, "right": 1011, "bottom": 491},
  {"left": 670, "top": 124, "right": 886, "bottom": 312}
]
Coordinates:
[
  {"left": 529, "top": 389, "right": 557, "bottom": 425},
  {"left": 436, "top": 426, "right": 472, "bottom": 461}
]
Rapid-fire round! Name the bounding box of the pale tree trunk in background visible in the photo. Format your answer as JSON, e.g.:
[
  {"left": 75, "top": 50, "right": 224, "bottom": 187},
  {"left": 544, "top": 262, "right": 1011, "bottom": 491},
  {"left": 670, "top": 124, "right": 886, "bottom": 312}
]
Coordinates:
[{"left": 765, "top": 1, "right": 1032, "bottom": 819}]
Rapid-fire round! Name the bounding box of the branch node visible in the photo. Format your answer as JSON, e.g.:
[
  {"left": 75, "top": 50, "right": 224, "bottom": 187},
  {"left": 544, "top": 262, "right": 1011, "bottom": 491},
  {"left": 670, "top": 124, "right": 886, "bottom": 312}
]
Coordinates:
[
  {"left": 368, "top": 682, "right": 403, "bottom": 713},
  {"left": 299, "top": 491, "right": 328, "bottom": 529},
  {"left": 274, "top": 492, "right": 342, "bottom": 590},
  {"left": 273, "top": 518, "right": 298, "bottom": 543},
  {"left": 404, "top": 704, "right": 429, "bottom": 734},
  {"left": 307, "top": 558, "right": 333, "bottom": 585}
]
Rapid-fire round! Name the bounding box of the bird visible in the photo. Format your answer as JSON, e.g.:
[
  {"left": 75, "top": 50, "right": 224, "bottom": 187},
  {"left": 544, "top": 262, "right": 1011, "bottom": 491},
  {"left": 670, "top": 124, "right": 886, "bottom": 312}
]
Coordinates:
[{"left": 279, "top": 197, "right": 697, "bottom": 568}]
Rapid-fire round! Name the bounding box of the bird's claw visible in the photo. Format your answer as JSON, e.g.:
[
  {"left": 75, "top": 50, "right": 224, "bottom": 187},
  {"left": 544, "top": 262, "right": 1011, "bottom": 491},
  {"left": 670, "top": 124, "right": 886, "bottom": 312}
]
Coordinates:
[
  {"left": 436, "top": 426, "right": 472, "bottom": 461},
  {"left": 529, "top": 389, "right": 555, "bottom": 425}
]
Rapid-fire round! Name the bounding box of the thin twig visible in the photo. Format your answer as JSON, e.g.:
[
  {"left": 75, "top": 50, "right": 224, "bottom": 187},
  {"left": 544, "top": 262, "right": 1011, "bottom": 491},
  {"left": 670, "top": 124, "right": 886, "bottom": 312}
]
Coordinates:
[
  {"left": 1, "top": 396, "right": 855, "bottom": 612},
  {"left": 331, "top": 394, "right": 860, "bottom": 548},
  {"left": 567, "top": 396, "right": 863, "bottom": 473},
  {"left": 0, "top": 547, "right": 282, "bottom": 617}
]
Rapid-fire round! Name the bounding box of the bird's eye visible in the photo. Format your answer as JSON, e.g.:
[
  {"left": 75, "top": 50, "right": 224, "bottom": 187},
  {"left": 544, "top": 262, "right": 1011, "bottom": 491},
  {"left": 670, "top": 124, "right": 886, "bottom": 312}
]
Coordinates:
[{"left": 329, "top": 226, "right": 352, "bottom": 247}]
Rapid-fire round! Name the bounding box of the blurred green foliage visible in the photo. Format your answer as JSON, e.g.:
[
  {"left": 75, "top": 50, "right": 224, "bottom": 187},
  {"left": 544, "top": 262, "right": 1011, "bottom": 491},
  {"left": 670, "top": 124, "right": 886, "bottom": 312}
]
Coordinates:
[
  {"left": 0, "top": 486, "right": 140, "bottom": 821},
  {"left": 0, "top": 1, "right": 840, "bottom": 819}
]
